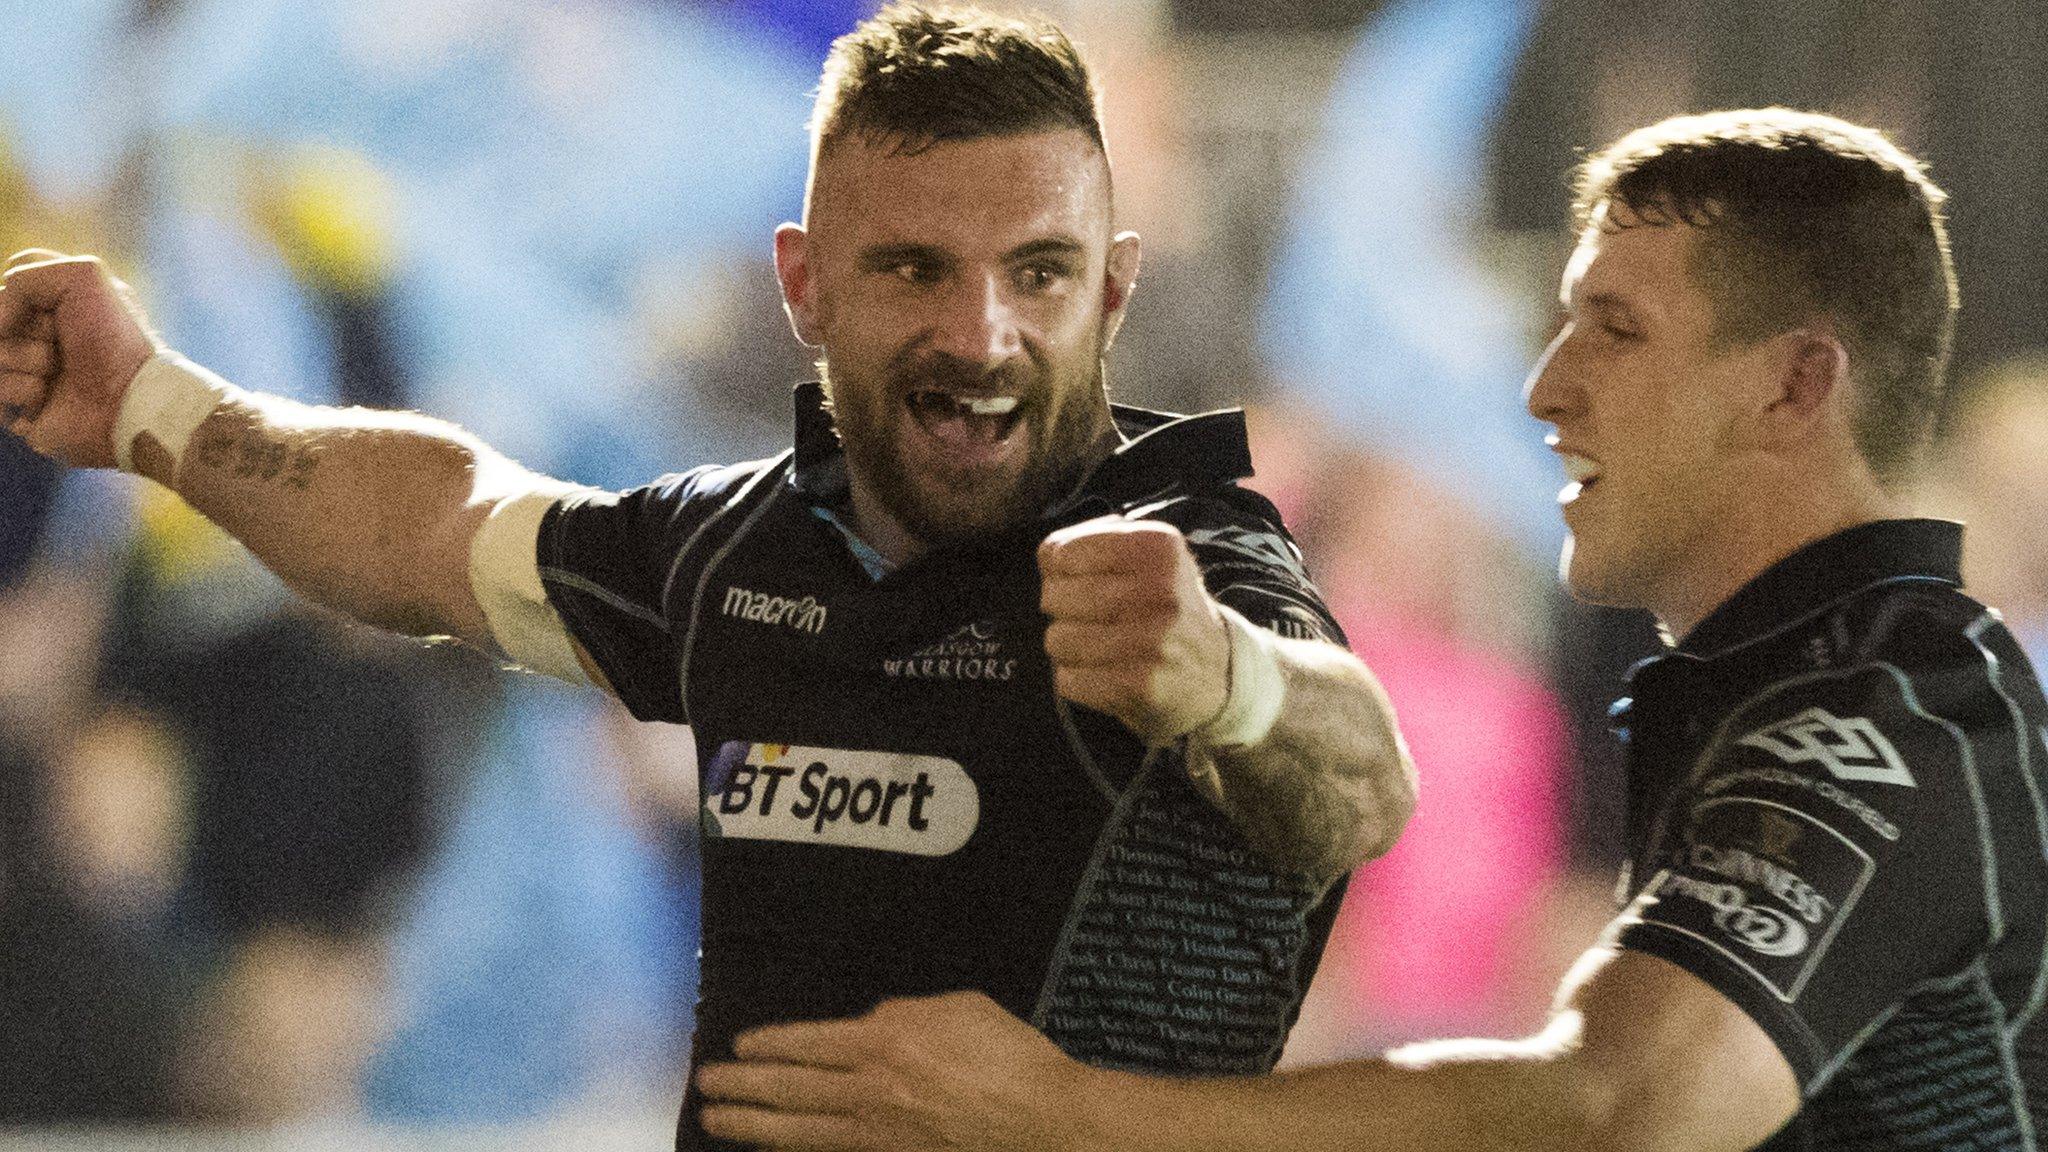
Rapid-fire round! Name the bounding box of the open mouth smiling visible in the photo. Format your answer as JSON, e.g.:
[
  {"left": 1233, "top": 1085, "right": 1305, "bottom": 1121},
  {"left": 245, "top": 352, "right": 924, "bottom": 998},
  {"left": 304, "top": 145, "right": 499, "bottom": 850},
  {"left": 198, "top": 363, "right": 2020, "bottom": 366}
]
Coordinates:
[
  {"left": 1557, "top": 450, "right": 1602, "bottom": 503},
  {"left": 905, "top": 390, "right": 1025, "bottom": 446}
]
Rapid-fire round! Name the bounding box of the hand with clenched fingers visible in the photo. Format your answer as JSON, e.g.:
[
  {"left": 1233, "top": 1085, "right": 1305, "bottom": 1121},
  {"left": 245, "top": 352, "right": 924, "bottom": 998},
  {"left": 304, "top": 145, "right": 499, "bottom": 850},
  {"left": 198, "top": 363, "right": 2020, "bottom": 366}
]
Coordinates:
[
  {"left": 0, "top": 249, "right": 160, "bottom": 469},
  {"left": 1037, "top": 515, "right": 1231, "bottom": 744}
]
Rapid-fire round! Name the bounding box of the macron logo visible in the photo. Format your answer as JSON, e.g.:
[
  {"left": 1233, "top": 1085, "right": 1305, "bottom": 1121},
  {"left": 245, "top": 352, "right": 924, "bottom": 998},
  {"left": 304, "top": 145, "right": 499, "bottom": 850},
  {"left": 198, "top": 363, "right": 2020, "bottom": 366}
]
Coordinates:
[
  {"left": 722, "top": 585, "right": 828, "bottom": 634},
  {"left": 1736, "top": 708, "right": 1916, "bottom": 788}
]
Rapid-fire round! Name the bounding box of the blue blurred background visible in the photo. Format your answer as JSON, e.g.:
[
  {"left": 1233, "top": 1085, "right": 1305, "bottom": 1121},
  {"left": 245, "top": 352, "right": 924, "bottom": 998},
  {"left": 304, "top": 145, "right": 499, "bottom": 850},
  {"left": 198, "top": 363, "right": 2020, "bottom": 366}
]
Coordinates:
[{"left": 3, "top": 0, "right": 2047, "bottom": 1146}]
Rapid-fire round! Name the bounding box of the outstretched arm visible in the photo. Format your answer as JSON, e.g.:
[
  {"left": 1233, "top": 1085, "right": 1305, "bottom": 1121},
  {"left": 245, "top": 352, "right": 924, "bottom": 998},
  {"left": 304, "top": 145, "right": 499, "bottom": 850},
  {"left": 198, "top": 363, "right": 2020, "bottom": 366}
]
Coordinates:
[
  {"left": 697, "top": 935, "right": 1800, "bottom": 1152},
  {"left": 1038, "top": 517, "right": 1415, "bottom": 878},
  {"left": 0, "top": 249, "right": 580, "bottom": 655}
]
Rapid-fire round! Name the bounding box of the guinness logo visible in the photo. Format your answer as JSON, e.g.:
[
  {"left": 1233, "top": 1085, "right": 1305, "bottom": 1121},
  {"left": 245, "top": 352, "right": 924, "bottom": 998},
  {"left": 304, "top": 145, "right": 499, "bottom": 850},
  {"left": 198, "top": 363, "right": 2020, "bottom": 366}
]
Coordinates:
[{"left": 1751, "top": 811, "right": 1803, "bottom": 864}]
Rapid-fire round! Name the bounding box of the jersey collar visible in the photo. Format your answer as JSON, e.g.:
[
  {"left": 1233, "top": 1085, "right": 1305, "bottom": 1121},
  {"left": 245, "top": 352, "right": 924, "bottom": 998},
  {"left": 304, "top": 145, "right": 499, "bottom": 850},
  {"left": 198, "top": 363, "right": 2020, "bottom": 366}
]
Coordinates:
[
  {"left": 1675, "top": 518, "right": 1964, "bottom": 659},
  {"left": 786, "top": 380, "right": 1254, "bottom": 512}
]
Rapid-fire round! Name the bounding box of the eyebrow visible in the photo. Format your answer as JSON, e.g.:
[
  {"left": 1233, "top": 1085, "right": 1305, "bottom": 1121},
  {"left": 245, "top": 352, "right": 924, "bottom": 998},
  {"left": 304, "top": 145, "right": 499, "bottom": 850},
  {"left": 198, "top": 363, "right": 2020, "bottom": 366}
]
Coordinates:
[
  {"left": 857, "top": 242, "right": 952, "bottom": 271},
  {"left": 856, "top": 235, "right": 1090, "bottom": 272},
  {"left": 1005, "top": 236, "right": 1087, "bottom": 263},
  {"left": 1567, "top": 289, "right": 1648, "bottom": 325}
]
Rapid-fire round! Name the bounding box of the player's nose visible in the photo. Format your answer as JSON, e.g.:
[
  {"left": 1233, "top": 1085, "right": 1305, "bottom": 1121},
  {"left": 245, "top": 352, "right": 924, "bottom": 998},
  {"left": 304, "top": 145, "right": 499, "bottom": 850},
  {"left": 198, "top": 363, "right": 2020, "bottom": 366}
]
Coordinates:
[
  {"left": 1523, "top": 326, "right": 1579, "bottom": 425},
  {"left": 927, "top": 273, "right": 1023, "bottom": 369}
]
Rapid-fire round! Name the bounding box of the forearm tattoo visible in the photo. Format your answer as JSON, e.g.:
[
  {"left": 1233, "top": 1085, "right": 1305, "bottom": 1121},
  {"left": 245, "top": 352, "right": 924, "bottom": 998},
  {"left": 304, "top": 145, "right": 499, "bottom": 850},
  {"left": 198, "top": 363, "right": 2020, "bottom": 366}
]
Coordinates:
[
  {"left": 1199, "top": 658, "right": 1411, "bottom": 880},
  {"left": 193, "top": 423, "right": 321, "bottom": 490}
]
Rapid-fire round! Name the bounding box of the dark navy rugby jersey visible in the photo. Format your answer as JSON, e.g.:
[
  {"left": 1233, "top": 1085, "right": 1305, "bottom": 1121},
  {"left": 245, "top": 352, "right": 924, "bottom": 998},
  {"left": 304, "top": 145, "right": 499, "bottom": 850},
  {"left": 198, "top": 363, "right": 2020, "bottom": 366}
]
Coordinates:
[
  {"left": 1610, "top": 520, "right": 2048, "bottom": 1150},
  {"left": 536, "top": 384, "right": 1351, "bottom": 1151}
]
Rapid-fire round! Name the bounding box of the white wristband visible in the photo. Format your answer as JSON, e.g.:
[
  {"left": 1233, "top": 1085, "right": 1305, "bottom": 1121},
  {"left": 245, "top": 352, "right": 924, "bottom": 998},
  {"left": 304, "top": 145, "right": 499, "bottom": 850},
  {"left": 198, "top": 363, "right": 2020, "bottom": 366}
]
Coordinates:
[
  {"left": 1196, "top": 605, "right": 1287, "bottom": 749},
  {"left": 112, "top": 350, "right": 243, "bottom": 476}
]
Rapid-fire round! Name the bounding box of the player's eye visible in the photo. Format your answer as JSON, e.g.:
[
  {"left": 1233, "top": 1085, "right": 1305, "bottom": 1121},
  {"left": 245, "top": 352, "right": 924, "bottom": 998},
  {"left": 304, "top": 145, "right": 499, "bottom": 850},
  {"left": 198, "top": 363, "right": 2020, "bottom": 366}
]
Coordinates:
[{"left": 1013, "top": 262, "right": 1073, "bottom": 294}]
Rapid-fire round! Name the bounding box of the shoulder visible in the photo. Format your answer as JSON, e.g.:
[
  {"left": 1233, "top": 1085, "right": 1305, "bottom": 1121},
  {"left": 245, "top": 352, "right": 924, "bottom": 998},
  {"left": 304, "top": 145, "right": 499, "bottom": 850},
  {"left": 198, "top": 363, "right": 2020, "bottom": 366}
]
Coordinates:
[
  {"left": 538, "top": 453, "right": 794, "bottom": 605},
  {"left": 1708, "top": 578, "right": 2022, "bottom": 764},
  {"left": 1825, "top": 581, "right": 2033, "bottom": 757},
  {"left": 1141, "top": 487, "right": 1303, "bottom": 579},
  {"left": 1137, "top": 488, "right": 1341, "bottom": 646},
  {"left": 1675, "top": 582, "right": 2034, "bottom": 879},
  {"left": 547, "top": 454, "right": 792, "bottom": 550},
  {"left": 565, "top": 455, "right": 788, "bottom": 516},
  {"left": 1697, "top": 661, "right": 1974, "bottom": 816}
]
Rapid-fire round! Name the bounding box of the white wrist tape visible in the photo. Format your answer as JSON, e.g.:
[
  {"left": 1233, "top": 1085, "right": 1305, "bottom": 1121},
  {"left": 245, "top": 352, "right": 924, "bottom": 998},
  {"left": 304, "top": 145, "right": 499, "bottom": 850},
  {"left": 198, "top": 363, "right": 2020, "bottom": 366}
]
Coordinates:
[
  {"left": 113, "top": 350, "right": 244, "bottom": 475},
  {"left": 469, "top": 485, "right": 594, "bottom": 687},
  {"left": 1196, "top": 604, "right": 1287, "bottom": 749}
]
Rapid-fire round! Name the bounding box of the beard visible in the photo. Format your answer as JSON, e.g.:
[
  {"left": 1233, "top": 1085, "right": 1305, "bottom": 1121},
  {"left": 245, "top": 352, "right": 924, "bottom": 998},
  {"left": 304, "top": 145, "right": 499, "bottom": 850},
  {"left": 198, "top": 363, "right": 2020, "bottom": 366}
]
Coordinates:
[{"left": 823, "top": 331, "right": 1114, "bottom": 551}]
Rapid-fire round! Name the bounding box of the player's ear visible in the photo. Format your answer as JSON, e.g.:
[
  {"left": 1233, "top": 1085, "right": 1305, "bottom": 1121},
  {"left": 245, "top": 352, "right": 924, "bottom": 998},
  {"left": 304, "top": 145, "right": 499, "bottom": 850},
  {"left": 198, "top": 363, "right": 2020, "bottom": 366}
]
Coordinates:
[
  {"left": 1754, "top": 326, "right": 1848, "bottom": 452},
  {"left": 1100, "top": 231, "right": 1141, "bottom": 352},
  {"left": 774, "top": 223, "right": 823, "bottom": 347}
]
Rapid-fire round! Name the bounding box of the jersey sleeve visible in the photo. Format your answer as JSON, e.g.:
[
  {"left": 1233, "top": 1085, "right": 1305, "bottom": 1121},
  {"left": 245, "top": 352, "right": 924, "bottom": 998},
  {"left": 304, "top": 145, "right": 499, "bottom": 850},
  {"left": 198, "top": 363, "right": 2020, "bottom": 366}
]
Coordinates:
[
  {"left": 535, "top": 463, "right": 734, "bottom": 724},
  {"left": 1159, "top": 492, "right": 1347, "bottom": 649},
  {"left": 1615, "top": 662, "right": 1993, "bottom": 1088}
]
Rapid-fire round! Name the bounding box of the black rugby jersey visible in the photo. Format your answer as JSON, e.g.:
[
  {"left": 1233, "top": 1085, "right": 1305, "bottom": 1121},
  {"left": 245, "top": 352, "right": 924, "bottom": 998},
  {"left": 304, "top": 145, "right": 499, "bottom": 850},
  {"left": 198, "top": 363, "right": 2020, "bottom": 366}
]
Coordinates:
[
  {"left": 536, "top": 385, "right": 1350, "bottom": 1151},
  {"left": 1610, "top": 519, "right": 2048, "bottom": 1150}
]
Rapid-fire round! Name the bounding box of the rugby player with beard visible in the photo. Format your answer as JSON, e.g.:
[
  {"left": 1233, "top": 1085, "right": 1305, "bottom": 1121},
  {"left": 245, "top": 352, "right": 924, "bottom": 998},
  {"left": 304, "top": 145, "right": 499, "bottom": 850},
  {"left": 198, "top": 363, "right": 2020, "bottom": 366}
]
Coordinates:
[{"left": 0, "top": 7, "right": 1415, "bottom": 1149}]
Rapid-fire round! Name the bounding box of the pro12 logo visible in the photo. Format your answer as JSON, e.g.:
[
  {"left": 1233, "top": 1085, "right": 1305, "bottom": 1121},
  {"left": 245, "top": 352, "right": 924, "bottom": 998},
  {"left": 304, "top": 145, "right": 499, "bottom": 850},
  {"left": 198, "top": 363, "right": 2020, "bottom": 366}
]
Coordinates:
[
  {"left": 1655, "top": 873, "right": 1809, "bottom": 957},
  {"left": 1636, "top": 797, "right": 1875, "bottom": 1002},
  {"left": 702, "top": 742, "right": 979, "bottom": 856}
]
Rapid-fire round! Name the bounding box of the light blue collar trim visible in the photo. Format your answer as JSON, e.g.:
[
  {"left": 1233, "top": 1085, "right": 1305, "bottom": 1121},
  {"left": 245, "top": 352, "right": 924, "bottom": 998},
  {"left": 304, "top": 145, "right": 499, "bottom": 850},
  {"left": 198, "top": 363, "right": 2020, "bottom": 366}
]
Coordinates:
[{"left": 810, "top": 505, "right": 894, "bottom": 580}]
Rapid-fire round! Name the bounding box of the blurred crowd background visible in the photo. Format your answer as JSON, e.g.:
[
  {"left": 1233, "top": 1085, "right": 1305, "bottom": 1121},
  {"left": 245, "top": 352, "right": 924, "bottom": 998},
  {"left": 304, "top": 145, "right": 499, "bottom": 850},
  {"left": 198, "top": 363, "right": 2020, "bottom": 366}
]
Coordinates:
[{"left": 2, "top": 0, "right": 2046, "bottom": 1146}]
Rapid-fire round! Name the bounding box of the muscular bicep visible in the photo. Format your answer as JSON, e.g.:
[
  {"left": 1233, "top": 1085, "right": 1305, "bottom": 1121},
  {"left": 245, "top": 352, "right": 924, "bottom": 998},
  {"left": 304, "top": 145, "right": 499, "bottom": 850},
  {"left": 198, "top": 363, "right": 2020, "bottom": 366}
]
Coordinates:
[{"left": 1563, "top": 943, "right": 1801, "bottom": 1152}]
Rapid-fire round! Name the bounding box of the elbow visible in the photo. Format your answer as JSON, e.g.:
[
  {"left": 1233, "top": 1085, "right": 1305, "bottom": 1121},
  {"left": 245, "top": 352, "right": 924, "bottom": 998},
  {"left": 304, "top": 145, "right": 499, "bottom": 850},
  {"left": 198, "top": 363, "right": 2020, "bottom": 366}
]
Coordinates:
[
  {"left": 1329, "top": 654, "right": 1419, "bottom": 870},
  {"left": 1360, "top": 732, "right": 1418, "bottom": 861},
  {"left": 345, "top": 495, "right": 489, "bottom": 642},
  {"left": 344, "top": 480, "right": 497, "bottom": 644},
  {"left": 411, "top": 444, "right": 536, "bottom": 647},
  {"left": 419, "top": 493, "right": 504, "bottom": 648},
  {"left": 1321, "top": 748, "right": 1414, "bottom": 875},
  {"left": 1543, "top": 1047, "right": 1674, "bottom": 1152},
  {"left": 1554, "top": 1063, "right": 1626, "bottom": 1151},
  {"left": 1565, "top": 1078, "right": 1666, "bottom": 1152},
  {"left": 1270, "top": 752, "right": 1417, "bottom": 882}
]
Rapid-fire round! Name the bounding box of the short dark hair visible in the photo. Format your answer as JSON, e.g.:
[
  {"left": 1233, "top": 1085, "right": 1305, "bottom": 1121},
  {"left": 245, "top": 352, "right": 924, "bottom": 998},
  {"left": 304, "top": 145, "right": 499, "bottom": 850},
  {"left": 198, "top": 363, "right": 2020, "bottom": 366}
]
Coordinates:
[
  {"left": 810, "top": 4, "right": 1104, "bottom": 160},
  {"left": 1574, "top": 108, "right": 1959, "bottom": 486}
]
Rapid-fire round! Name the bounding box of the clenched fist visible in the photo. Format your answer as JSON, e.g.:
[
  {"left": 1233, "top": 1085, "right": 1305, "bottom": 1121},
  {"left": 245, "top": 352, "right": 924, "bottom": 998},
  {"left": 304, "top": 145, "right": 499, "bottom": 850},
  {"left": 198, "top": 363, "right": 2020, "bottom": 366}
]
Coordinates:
[
  {"left": 1038, "top": 515, "right": 1230, "bottom": 744},
  {"left": 0, "top": 249, "right": 159, "bottom": 469}
]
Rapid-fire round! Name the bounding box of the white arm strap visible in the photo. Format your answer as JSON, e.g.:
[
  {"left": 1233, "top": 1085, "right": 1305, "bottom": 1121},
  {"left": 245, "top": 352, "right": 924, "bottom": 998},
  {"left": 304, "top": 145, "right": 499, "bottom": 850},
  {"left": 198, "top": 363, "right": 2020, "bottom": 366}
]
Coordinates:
[
  {"left": 1196, "top": 604, "right": 1288, "bottom": 749},
  {"left": 468, "top": 484, "right": 594, "bottom": 686},
  {"left": 1181, "top": 606, "right": 1290, "bottom": 810},
  {"left": 113, "top": 351, "right": 245, "bottom": 475}
]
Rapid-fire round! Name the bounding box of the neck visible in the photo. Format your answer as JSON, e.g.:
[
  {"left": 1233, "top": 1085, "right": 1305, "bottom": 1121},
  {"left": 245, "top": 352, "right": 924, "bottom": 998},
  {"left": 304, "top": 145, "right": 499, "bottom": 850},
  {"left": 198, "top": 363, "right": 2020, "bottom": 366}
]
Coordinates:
[
  {"left": 1658, "top": 471, "right": 1914, "bottom": 644},
  {"left": 845, "top": 485, "right": 927, "bottom": 568}
]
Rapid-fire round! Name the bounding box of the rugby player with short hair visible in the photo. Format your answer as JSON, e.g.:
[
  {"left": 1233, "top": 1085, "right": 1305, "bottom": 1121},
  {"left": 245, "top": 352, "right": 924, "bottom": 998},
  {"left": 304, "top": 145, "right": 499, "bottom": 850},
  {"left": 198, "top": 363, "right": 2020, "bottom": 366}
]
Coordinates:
[
  {"left": 0, "top": 6, "right": 1416, "bottom": 1149},
  {"left": 694, "top": 109, "right": 2048, "bottom": 1151}
]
